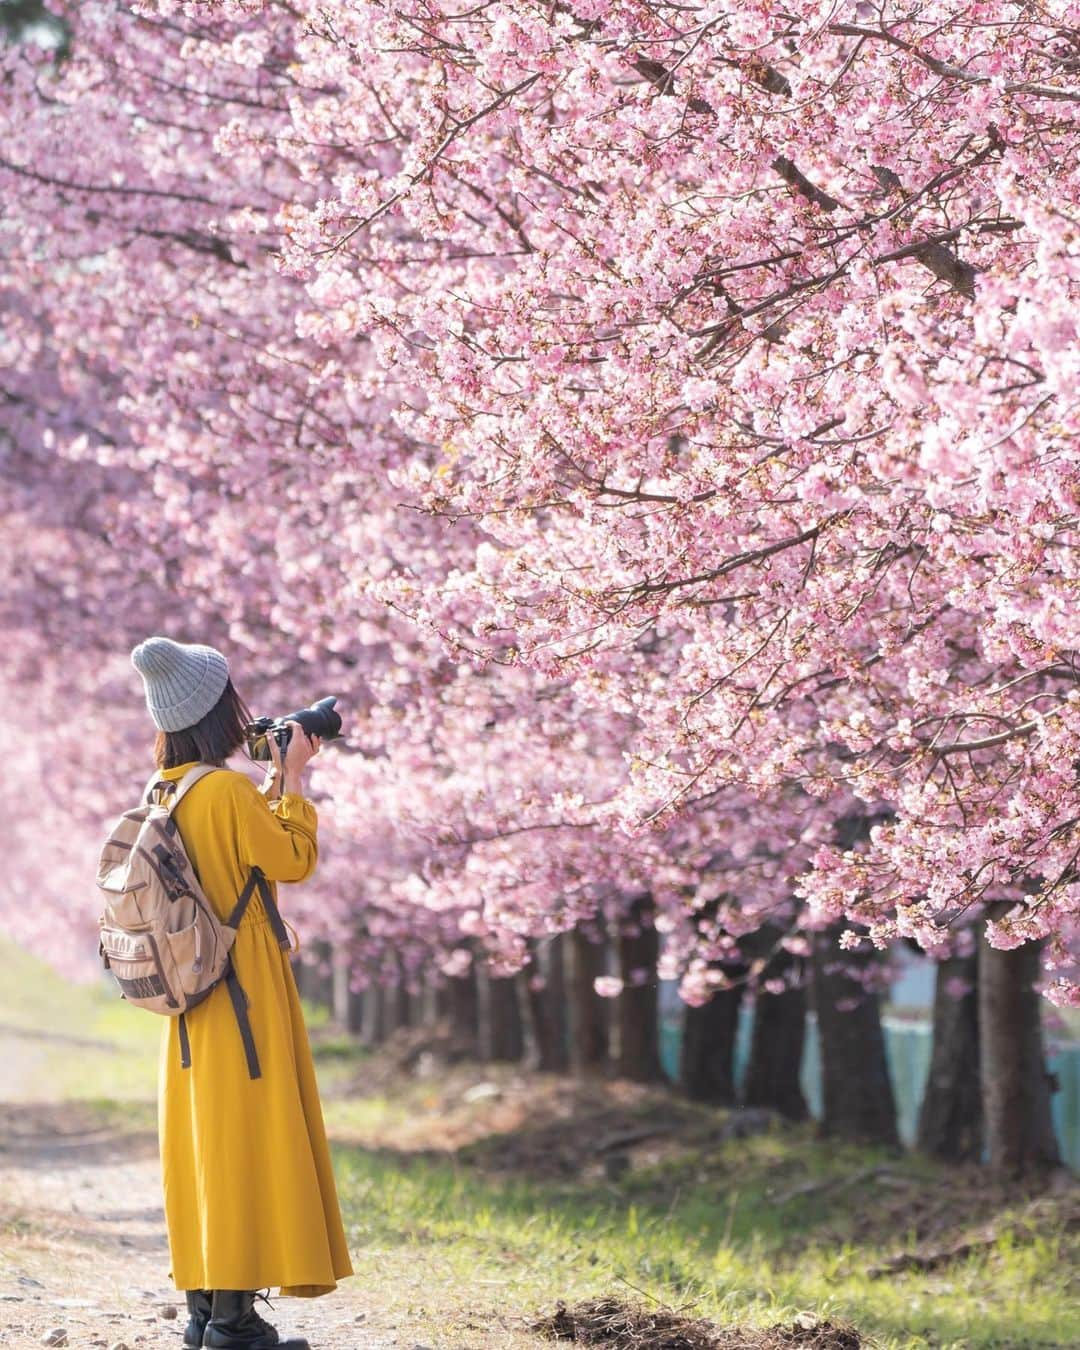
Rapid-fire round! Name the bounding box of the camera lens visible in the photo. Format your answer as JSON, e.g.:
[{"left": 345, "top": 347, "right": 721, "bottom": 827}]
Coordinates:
[
  {"left": 245, "top": 699, "right": 342, "bottom": 760},
  {"left": 307, "top": 697, "right": 342, "bottom": 740}
]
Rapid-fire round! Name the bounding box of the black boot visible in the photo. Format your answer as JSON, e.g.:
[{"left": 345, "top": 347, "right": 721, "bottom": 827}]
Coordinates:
[
  {"left": 203, "top": 1289, "right": 311, "bottom": 1350},
  {"left": 183, "top": 1288, "right": 212, "bottom": 1348}
]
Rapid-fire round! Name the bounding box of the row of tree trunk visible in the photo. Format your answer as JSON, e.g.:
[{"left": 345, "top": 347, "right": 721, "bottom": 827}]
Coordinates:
[
  {"left": 920, "top": 937, "right": 1060, "bottom": 1172},
  {"left": 296, "top": 904, "right": 1061, "bottom": 1175}
]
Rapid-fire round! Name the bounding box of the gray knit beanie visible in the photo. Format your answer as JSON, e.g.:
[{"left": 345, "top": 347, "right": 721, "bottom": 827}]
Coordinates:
[{"left": 130, "top": 636, "right": 230, "bottom": 733}]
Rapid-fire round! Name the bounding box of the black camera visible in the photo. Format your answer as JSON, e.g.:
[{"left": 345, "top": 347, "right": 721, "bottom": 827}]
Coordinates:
[{"left": 244, "top": 696, "right": 343, "bottom": 762}]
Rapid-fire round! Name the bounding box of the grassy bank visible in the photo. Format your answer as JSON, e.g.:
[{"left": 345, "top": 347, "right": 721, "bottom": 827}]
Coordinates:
[{"left": 319, "top": 1059, "right": 1077, "bottom": 1349}]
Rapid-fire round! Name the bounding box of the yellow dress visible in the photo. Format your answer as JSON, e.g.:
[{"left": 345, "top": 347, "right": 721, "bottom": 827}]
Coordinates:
[{"left": 155, "top": 759, "right": 354, "bottom": 1297}]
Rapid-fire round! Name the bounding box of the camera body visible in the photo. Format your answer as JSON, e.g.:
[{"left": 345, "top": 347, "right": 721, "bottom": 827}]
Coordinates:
[{"left": 244, "top": 696, "right": 342, "bottom": 762}]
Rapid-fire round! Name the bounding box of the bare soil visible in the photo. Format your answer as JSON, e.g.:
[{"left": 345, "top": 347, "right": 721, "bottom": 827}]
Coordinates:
[
  {"left": 0, "top": 1029, "right": 390, "bottom": 1350},
  {"left": 531, "top": 1297, "right": 862, "bottom": 1349}
]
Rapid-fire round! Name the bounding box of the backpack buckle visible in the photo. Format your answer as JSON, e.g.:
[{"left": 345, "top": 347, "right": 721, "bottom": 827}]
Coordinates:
[{"left": 152, "top": 843, "right": 190, "bottom": 901}]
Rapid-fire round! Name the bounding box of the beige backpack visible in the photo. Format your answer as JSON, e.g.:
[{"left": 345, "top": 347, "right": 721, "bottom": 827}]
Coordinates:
[{"left": 96, "top": 764, "right": 290, "bottom": 1078}]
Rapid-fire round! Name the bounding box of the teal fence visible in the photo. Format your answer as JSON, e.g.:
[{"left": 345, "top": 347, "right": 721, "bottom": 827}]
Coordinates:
[{"left": 658, "top": 1007, "right": 1080, "bottom": 1169}]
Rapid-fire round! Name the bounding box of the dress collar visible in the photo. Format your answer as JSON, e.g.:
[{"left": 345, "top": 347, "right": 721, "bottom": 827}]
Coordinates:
[{"left": 158, "top": 759, "right": 205, "bottom": 779}]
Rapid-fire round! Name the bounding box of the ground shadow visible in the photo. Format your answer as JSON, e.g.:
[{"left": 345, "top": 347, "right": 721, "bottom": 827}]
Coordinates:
[
  {"left": 0, "top": 1102, "right": 159, "bottom": 1170},
  {"left": 0, "top": 1020, "right": 120, "bottom": 1053}
]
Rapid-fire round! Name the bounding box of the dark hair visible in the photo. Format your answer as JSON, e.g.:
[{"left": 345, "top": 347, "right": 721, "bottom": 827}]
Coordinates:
[{"left": 154, "top": 677, "right": 254, "bottom": 769}]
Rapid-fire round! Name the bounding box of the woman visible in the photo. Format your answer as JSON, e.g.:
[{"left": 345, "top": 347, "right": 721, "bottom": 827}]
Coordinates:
[{"left": 130, "top": 635, "right": 354, "bottom": 1350}]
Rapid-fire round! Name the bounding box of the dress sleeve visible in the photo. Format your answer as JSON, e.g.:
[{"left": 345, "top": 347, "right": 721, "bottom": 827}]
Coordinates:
[{"left": 230, "top": 774, "right": 318, "bottom": 883}]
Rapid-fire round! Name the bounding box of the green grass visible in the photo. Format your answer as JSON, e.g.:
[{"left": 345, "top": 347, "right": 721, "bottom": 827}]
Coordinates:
[
  {"left": 326, "top": 1131, "right": 1077, "bottom": 1349},
  {"left": 2, "top": 939, "right": 1077, "bottom": 1349},
  {"left": 0, "top": 938, "right": 358, "bottom": 1103},
  {"left": 0, "top": 940, "right": 161, "bottom": 1101}
]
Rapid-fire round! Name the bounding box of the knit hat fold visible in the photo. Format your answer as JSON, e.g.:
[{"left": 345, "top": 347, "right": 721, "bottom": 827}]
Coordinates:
[{"left": 130, "top": 636, "right": 230, "bottom": 732}]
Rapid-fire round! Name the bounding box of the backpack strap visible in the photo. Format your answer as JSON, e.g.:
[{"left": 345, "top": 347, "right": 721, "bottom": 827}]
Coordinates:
[
  {"left": 143, "top": 763, "right": 219, "bottom": 809},
  {"left": 167, "top": 764, "right": 221, "bottom": 810},
  {"left": 224, "top": 962, "right": 261, "bottom": 1079},
  {"left": 219, "top": 871, "right": 294, "bottom": 1079},
  {"left": 177, "top": 970, "right": 260, "bottom": 1079},
  {"left": 227, "top": 868, "right": 261, "bottom": 930},
  {"left": 167, "top": 798, "right": 292, "bottom": 1082},
  {"left": 226, "top": 866, "right": 292, "bottom": 952},
  {"left": 256, "top": 871, "right": 292, "bottom": 952}
]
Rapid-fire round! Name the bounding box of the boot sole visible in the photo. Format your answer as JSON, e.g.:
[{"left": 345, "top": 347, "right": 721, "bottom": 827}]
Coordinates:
[{"left": 204, "top": 1340, "right": 310, "bottom": 1350}]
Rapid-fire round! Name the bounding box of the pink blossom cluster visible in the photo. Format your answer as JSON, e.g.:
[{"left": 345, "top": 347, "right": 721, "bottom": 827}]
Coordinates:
[{"left": 1, "top": 2, "right": 1077, "bottom": 1003}]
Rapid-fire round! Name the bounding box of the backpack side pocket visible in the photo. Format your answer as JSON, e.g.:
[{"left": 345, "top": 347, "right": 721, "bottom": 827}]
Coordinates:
[{"left": 100, "top": 924, "right": 181, "bottom": 1012}]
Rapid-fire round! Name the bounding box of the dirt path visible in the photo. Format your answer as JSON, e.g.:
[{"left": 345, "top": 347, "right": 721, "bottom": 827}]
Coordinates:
[{"left": 0, "top": 1027, "right": 395, "bottom": 1350}]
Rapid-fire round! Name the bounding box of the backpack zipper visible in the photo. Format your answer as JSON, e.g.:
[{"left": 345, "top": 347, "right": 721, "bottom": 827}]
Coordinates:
[{"left": 189, "top": 894, "right": 221, "bottom": 975}]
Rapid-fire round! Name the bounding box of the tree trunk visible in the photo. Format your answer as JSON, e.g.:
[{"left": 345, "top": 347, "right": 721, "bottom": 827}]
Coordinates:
[
  {"left": 678, "top": 980, "right": 743, "bottom": 1104},
  {"left": 484, "top": 970, "right": 525, "bottom": 1062},
  {"left": 568, "top": 924, "right": 610, "bottom": 1075},
  {"left": 743, "top": 981, "right": 808, "bottom": 1121},
  {"left": 812, "top": 924, "right": 898, "bottom": 1146},
  {"left": 441, "top": 966, "right": 480, "bottom": 1057},
  {"left": 979, "top": 930, "right": 1060, "bottom": 1174},
  {"left": 917, "top": 952, "right": 982, "bottom": 1160},
  {"left": 360, "top": 985, "right": 386, "bottom": 1047},
  {"left": 526, "top": 934, "right": 569, "bottom": 1073},
  {"left": 295, "top": 939, "right": 334, "bottom": 1012},
  {"left": 346, "top": 984, "right": 366, "bottom": 1035},
  {"left": 347, "top": 987, "right": 365, "bottom": 1035},
  {"left": 404, "top": 987, "right": 425, "bottom": 1028},
  {"left": 383, "top": 980, "right": 409, "bottom": 1036},
  {"left": 616, "top": 894, "right": 665, "bottom": 1083},
  {"left": 331, "top": 959, "right": 365, "bottom": 1033}
]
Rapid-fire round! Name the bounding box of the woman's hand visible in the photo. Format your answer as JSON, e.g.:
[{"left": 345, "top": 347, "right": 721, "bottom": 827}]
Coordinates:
[
  {"left": 284, "top": 721, "right": 321, "bottom": 776},
  {"left": 267, "top": 723, "right": 321, "bottom": 798}
]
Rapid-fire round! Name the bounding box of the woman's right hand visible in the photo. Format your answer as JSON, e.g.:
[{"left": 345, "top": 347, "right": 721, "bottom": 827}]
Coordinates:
[
  {"left": 268, "top": 723, "right": 321, "bottom": 797},
  {"left": 284, "top": 721, "right": 321, "bottom": 778}
]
